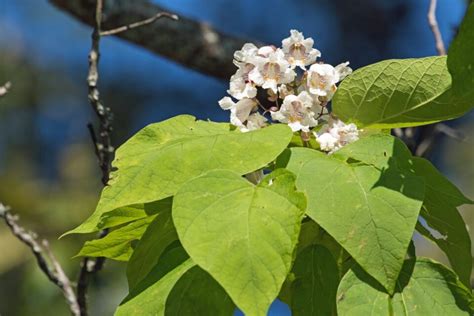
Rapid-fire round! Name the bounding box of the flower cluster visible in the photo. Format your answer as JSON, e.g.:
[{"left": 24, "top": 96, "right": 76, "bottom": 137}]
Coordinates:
[{"left": 218, "top": 29, "right": 359, "bottom": 152}]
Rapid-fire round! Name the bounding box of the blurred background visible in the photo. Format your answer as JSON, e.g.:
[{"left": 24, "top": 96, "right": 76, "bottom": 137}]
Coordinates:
[{"left": 0, "top": 0, "right": 472, "bottom": 315}]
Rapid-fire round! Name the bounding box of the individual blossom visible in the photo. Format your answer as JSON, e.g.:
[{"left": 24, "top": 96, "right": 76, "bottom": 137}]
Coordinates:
[
  {"left": 241, "top": 112, "right": 268, "bottom": 132},
  {"left": 233, "top": 43, "right": 259, "bottom": 67},
  {"left": 228, "top": 43, "right": 260, "bottom": 100},
  {"left": 228, "top": 70, "right": 257, "bottom": 100},
  {"left": 282, "top": 29, "right": 321, "bottom": 69},
  {"left": 218, "top": 97, "right": 260, "bottom": 131},
  {"left": 249, "top": 49, "right": 296, "bottom": 93},
  {"left": 307, "top": 62, "right": 352, "bottom": 98},
  {"left": 314, "top": 118, "right": 359, "bottom": 153},
  {"left": 271, "top": 91, "right": 320, "bottom": 132}
]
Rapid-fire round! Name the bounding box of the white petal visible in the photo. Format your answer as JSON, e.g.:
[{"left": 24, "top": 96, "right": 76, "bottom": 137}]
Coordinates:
[
  {"left": 288, "top": 121, "right": 304, "bottom": 132},
  {"left": 218, "top": 96, "right": 235, "bottom": 110},
  {"left": 335, "top": 62, "right": 352, "bottom": 81},
  {"left": 231, "top": 98, "right": 256, "bottom": 126}
]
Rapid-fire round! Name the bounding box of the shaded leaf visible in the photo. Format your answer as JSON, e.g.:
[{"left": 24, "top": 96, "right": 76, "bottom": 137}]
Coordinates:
[
  {"left": 115, "top": 244, "right": 194, "bottom": 316},
  {"left": 127, "top": 208, "right": 178, "bottom": 289},
  {"left": 337, "top": 258, "right": 473, "bottom": 315},
  {"left": 165, "top": 266, "right": 235, "bottom": 316},
  {"left": 291, "top": 245, "right": 339, "bottom": 316},
  {"left": 76, "top": 216, "right": 156, "bottom": 261}
]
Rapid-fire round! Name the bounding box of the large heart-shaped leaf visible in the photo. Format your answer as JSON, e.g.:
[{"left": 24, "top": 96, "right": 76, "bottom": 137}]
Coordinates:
[
  {"left": 172, "top": 169, "right": 305, "bottom": 316},
  {"left": 336, "top": 134, "right": 473, "bottom": 287},
  {"left": 337, "top": 258, "right": 473, "bottom": 315},
  {"left": 67, "top": 115, "right": 292, "bottom": 235},
  {"left": 333, "top": 4, "right": 474, "bottom": 128},
  {"left": 285, "top": 147, "right": 424, "bottom": 293}
]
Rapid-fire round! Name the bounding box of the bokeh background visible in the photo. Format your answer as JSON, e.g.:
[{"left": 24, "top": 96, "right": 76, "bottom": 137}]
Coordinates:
[{"left": 0, "top": 0, "right": 472, "bottom": 315}]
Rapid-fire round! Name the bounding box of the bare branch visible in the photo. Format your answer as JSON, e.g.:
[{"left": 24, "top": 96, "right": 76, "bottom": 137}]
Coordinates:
[
  {"left": 427, "top": 0, "right": 446, "bottom": 55},
  {"left": 76, "top": 1, "right": 111, "bottom": 314},
  {"left": 0, "top": 203, "right": 80, "bottom": 316},
  {"left": 0, "top": 81, "right": 11, "bottom": 97},
  {"left": 48, "top": 0, "right": 259, "bottom": 80},
  {"left": 100, "top": 11, "right": 178, "bottom": 36}
]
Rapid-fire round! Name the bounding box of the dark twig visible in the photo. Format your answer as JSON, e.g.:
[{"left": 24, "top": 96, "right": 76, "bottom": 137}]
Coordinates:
[
  {"left": 397, "top": 0, "right": 452, "bottom": 157},
  {"left": 0, "top": 204, "right": 80, "bottom": 316},
  {"left": 77, "top": 1, "right": 112, "bottom": 314},
  {"left": 100, "top": 11, "right": 178, "bottom": 36},
  {"left": 0, "top": 81, "right": 11, "bottom": 97},
  {"left": 427, "top": 0, "right": 446, "bottom": 55}
]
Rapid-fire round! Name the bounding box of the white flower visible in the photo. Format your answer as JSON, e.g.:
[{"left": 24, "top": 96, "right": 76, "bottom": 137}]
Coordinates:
[
  {"left": 315, "top": 118, "right": 359, "bottom": 153},
  {"left": 271, "top": 91, "right": 319, "bottom": 132},
  {"left": 307, "top": 62, "right": 352, "bottom": 98},
  {"left": 218, "top": 97, "right": 259, "bottom": 131},
  {"left": 257, "top": 45, "right": 277, "bottom": 57},
  {"left": 233, "top": 43, "right": 258, "bottom": 67},
  {"left": 282, "top": 30, "right": 321, "bottom": 69},
  {"left": 249, "top": 49, "right": 296, "bottom": 93},
  {"left": 278, "top": 84, "right": 295, "bottom": 99},
  {"left": 228, "top": 69, "right": 257, "bottom": 100},
  {"left": 241, "top": 113, "right": 267, "bottom": 132}
]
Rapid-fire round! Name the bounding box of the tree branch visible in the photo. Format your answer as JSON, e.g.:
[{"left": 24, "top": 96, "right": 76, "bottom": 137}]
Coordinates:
[
  {"left": 0, "top": 204, "right": 80, "bottom": 316},
  {"left": 76, "top": 1, "right": 111, "bottom": 315},
  {"left": 396, "top": 0, "right": 452, "bottom": 157},
  {"left": 100, "top": 11, "right": 178, "bottom": 36},
  {"left": 48, "top": 0, "right": 258, "bottom": 80},
  {"left": 427, "top": 0, "right": 446, "bottom": 55}
]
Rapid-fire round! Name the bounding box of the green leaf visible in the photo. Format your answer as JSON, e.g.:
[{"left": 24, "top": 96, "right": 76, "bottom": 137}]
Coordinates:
[
  {"left": 333, "top": 57, "right": 460, "bottom": 128},
  {"left": 334, "top": 5, "right": 474, "bottom": 128},
  {"left": 335, "top": 134, "right": 473, "bottom": 287},
  {"left": 285, "top": 147, "right": 424, "bottom": 293},
  {"left": 172, "top": 169, "right": 305, "bottom": 316},
  {"left": 337, "top": 258, "right": 473, "bottom": 315},
  {"left": 115, "top": 244, "right": 195, "bottom": 316},
  {"left": 127, "top": 208, "right": 178, "bottom": 289},
  {"left": 447, "top": 3, "right": 474, "bottom": 95},
  {"left": 67, "top": 115, "right": 292, "bottom": 235},
  {"left": 334, "top": 133, "right": 412, "bottom": 169},
  {"left": 410, "top": 158, "right": 472, "bottom": 287},
  {"left": 291, "top": 245, "right": 339, "bottom": 316},
  {"left": 98, "top": 198, "right": 172, "bottom": 231},
  {"left": 165, "top": 266, "right": 235, "bottom": 315},
  {"left": 76, "top": 215, "right": 156, "bottom": 261}
]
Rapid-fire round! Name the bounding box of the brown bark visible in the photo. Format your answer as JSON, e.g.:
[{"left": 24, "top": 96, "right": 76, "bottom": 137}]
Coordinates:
[{"left": 49, "top": 0, "right": 260, "bottom": 80}]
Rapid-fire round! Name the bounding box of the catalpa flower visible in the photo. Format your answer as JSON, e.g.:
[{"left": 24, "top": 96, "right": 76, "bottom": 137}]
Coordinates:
[
  {"left": 228, "top": 70, "right": 257, "bottom": 100},
  {"left": 218, "top": 29, "right": 353, "bottom": 135},
  {"left": 307, "top": 62, "right": 352, "bottom": 98},
  {"left": 233, "top": 43, "right": 258, "bottom": 67},
  {"left": 249, "top": 49, "right": 296, "bottom": 93},
  {"left": 282, "top": 30, "right": 321, "bottom": 69},
  {"left": 315, "top": 118, "right": 359, "bottom": 153},
  {"left": 218, "top": 97, "right": 259, "bottom": 131},
  {"left": 271, "top": 91, "right": 320, "bottom": 132},
  {"left": 241, "top": 112, "right": 268, "bottom": 132}
]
